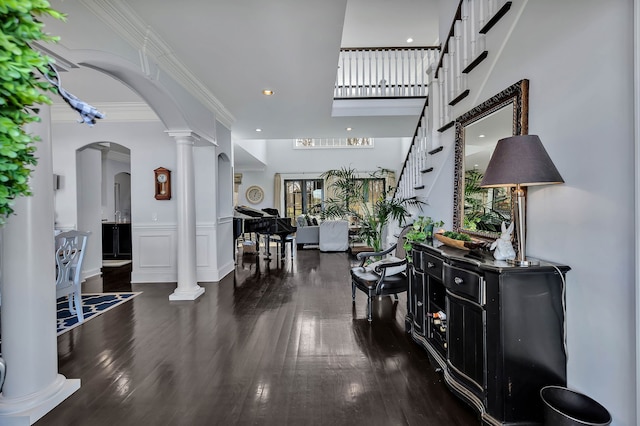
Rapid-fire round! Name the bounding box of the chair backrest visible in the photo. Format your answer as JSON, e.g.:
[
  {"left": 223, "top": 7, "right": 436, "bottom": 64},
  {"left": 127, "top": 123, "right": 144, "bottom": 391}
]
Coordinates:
[
  {"left": 55, "top": 231, "right": 90, "bottom": 292},
  {"left": 393, "top": 225, "right": 413, "bottom": 259}
]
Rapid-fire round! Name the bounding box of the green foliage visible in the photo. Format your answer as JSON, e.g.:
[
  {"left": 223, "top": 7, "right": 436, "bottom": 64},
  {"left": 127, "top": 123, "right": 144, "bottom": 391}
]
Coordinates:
[
  {"left": 403, "top": 216, "right": 445, "bottom": 258},
  {"left": 321, "top": 166, "right": 422, "bottom": 252},
  {"left": 464, "top": 169, "right": 509, "bottom": 232},
  {"left": 320, "top": 166, "right": 365, "bottom": 220},
  {"left": 359, "top": 194, "right": 419, "bottom": 252},
  {"left": 0, "top": 0, "right": 63, "bottom": 223},
  {"left": 442, "top": 231, "right": 472, "bottom": 241}
]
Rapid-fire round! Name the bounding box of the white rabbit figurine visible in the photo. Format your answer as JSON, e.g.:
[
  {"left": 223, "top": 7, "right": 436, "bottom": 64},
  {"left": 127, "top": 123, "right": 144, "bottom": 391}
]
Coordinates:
[{"left": 491, "top": 221, "right": 516, "bottom": 260}]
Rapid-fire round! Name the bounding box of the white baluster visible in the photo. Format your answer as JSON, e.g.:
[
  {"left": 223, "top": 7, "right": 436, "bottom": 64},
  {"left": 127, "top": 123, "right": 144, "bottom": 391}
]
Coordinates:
[
  {"left": 438, "top": 77, "right": 446, "bottom": 127},
  {"left": 470, "top": 0, "right": 479, "bottom": 58},
  {"left": 454, "top": 20, "right": 462, "bottom": 94},
  {"left": 358, "top": 49, "right": 364, "bottom": 97},
  {"left": 392, "top": 49, "right": 396, "bottom": 97},
  {"left": 479, "top": 0, "right": 487, "bottom": 28},
  {"left": 462, "top": 0, "right": 470, "bottom": 69}
]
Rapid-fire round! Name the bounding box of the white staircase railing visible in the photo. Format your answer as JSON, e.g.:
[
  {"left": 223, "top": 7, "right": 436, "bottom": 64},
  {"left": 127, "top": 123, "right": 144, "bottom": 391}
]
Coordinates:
[
  {"left": 395, "top": 0, "right": 513, "bottom": 202},
  {"left": 335, "top": 47, "right": 439, "bottom": 99}
]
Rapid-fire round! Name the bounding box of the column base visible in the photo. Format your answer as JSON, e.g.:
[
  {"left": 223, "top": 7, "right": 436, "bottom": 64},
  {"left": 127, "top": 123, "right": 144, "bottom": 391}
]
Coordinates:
[
  {"left": 169, "top": 285, "right": 205, "bottom": 301},
  {"left": 0, "top": 375, "right": 80, "bottom": 425}
]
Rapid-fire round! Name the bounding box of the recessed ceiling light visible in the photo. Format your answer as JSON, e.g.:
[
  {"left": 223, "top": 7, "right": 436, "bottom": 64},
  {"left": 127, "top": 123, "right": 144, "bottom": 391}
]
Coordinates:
[
  {"left": 479, "top": 134, "right": 485, "bottom": 138},
  {"left": 346, "top": 127, "right": 352, "bottom": 131},
  {"left": 262, "top": 89, "right": 273, "bottom": 96},
  {"left": 406, "top": 37, "right": 414, "bottom": 43},
  {"left": 256, "top": 128, "right": 262, "bottom": 132}
]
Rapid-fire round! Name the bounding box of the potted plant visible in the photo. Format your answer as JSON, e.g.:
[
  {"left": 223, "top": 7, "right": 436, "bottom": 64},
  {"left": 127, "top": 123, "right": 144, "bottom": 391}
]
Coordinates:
[
  {"left": 358, "top": 194, "right": 419, "bottom": 252},
  {"left": 403, "top": 216, "right": 444, "bottom": 260},
  {"left": 0, "top": 1, "right": 64, "bottom": 224}
]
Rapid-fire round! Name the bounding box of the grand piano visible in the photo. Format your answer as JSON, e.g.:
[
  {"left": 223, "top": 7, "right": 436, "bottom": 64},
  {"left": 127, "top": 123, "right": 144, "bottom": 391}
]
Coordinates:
[{"left": 233, "top": 205, "right": 296, "bottom": 259}]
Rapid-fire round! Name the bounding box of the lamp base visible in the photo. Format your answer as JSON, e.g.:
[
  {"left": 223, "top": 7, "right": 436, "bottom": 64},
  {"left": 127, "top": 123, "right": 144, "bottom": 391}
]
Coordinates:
[{"left": 507, "top": 258, "right": 540, "bottom": 267}]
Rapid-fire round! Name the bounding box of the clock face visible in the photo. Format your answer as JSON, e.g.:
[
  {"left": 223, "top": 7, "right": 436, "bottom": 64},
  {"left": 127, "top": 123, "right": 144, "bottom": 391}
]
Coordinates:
[
  {"left": 157, "top": 173, "right": 167, "bottom": 183},
  {"left": 246, "top": 185, "right": 264, "bottom": 204}
]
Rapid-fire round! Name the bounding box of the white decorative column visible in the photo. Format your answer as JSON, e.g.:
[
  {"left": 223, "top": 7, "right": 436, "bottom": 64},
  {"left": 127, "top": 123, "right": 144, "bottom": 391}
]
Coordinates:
[
  {"left": 0, "top": 105, "right": 80, "bottom": 425},
  {"left": 168, "top": 131, "right": 204, "bottom": 301}
]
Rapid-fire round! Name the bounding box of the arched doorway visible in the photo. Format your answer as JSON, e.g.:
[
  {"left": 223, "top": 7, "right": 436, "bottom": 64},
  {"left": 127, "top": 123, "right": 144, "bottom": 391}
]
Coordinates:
[{"left": 75, "top": 142, "right": 132, "bottom": 283}]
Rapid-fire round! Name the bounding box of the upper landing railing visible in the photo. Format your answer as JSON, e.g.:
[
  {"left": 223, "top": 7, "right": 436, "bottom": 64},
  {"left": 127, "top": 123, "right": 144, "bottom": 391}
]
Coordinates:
[{"left": 334, "top": 46, "right": 440, "bottom": 99}]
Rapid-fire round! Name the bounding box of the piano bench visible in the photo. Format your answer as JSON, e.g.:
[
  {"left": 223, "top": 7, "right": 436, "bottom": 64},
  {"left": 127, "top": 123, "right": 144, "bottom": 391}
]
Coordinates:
[{"left": 273, "top": 235, "right": 295, "bottom": 259}]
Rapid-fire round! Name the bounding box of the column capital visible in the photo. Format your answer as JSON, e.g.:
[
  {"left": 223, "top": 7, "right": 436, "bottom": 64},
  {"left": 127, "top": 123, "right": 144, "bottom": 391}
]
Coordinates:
[{"left": 165, "top": 130, "right": 201, "bottom": 143}]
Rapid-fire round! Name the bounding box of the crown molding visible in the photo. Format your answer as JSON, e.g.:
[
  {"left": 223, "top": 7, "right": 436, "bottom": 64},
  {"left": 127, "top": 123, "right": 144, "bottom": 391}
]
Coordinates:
[
  {"left": 52, "top": 102, "right": 159, "bottom": 123},
  {"left": 79, "top": 0, "right": 234, "bottom": 128}
]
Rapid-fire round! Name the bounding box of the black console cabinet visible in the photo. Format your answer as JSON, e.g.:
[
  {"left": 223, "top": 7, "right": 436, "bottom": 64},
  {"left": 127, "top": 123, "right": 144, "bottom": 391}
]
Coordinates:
[
  {"left": 406, "top": 242, "right": 569, "bottom": 425},
  {"left": 102, "top": 223, "right": 132, "bottom": 260}
]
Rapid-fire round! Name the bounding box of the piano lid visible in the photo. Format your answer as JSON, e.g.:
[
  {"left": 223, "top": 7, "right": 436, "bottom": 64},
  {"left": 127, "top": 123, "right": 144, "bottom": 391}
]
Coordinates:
[{"left": 235, "top": 205, "right": 275, "bottom": 218}]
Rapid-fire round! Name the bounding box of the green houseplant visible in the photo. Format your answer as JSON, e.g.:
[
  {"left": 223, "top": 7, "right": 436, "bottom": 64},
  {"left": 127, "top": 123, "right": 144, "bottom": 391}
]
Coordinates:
[
  {"left": 403, "top": 216, "right": 444, "bottom": 261},
  {"left": 321, "top": 166, "right": 422, "bottom": 252},
  {"left": 0, "top": 0, "right": 64, "bottom": 224}
]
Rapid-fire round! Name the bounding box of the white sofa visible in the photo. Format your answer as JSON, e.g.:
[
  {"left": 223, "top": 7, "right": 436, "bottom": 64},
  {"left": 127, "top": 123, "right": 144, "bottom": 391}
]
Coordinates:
[
  {"left": 319, "top": 220, "right": 349, "bottom": 252},
  {"left": 295, "top": 215, "right": 319, "bottom": 248}
]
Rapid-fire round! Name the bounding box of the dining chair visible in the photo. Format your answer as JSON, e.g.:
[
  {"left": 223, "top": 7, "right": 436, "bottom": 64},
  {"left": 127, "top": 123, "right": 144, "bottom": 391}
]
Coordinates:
[{"left": 55, "top": 230, "right": 90, "bottom": 323}]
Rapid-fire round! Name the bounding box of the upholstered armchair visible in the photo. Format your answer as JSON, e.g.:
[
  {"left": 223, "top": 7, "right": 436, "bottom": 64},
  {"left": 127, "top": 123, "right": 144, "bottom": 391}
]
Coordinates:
[{"left": 295, "top": 215, "right": 319, "bottom": 248}]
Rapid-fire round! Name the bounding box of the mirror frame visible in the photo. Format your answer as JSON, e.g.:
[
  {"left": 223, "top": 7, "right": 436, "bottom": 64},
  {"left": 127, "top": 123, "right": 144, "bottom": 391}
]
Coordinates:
[{"left": 453, "top": 79, "right": 529, "bottom": 240}]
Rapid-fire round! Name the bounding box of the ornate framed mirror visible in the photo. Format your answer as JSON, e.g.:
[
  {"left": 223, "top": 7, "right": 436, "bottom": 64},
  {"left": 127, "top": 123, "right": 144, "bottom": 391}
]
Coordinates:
[{"left": 453, "top": 79, "right": 529, "bottom": 239}]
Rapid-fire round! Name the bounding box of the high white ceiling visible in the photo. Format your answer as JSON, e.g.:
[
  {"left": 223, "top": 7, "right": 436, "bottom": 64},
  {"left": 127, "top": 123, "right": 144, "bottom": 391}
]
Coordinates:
[{"left": 44, "top": 0, "right": 439, "bottom": 140}]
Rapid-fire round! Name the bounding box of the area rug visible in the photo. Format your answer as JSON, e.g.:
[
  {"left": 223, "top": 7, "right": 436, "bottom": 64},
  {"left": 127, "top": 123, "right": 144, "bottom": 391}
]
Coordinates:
[{"left": 57, "top": 292, "right": 141, "bottom": 335}]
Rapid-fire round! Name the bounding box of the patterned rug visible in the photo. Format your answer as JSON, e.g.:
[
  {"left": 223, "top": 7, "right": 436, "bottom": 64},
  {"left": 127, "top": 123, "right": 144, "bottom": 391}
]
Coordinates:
[{"left": 57, "top": 293, "right": 141, "bottom": 335}]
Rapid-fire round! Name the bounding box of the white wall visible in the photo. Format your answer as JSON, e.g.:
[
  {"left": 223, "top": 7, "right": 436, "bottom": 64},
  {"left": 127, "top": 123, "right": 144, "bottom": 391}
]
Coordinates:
[
  {"left": 236, "top": 137, "right": 408, "bottom": 211},
  {"left": 424, "top": 1, "right": 635, "bottom": 423},
  {"left": 54, "top": 118, "right": 232, "bottom": 284},
  {"left": 215, "top": 122, "right": 235, "bottom": 277}
]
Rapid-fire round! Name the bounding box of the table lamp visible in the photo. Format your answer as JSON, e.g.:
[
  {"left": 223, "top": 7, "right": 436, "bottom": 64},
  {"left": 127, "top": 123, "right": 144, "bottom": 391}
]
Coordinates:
[{"left": 480, "top": 135, "right": 564, "bottom": 266}]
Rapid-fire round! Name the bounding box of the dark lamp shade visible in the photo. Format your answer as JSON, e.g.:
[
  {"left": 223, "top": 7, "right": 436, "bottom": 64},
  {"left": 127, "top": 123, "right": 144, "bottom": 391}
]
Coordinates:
[{"left": 480, "top": 135, "right": 564, "bottom": 188}]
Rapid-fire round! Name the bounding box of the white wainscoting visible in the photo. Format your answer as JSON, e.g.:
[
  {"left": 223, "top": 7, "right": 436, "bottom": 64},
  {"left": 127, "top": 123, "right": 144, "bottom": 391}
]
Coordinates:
[
  {"left": 131, "top": 222, "right": 229, "bottom": 283},
  {"left": 195, "top": 222, "right": 220, "bottom": 282},
  {"left": 132, "top": 223, "right": 177, "bottom": 283},
  {"left": 216, "top": 217, "right": 236, "bottom": 280}
]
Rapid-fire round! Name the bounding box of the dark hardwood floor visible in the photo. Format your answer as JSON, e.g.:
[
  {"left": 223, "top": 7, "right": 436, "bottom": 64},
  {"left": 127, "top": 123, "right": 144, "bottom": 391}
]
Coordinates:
[{"left": 39, "top": 247, "right": 477, "bottom": 425}]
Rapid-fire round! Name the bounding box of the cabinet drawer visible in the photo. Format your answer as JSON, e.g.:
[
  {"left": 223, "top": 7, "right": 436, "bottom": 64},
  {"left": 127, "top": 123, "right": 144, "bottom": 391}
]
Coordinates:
[
  {"left": 443, "top": 264, "right": 483, "bottom": 304},
  {"left": 414, "top": 250, "right": 443, "bottom": 280}
]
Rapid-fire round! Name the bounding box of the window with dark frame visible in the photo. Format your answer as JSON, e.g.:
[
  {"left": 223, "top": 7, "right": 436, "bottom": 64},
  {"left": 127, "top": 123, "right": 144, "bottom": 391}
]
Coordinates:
[
  {"left": 284, "top": 179, "right": 323, "bottom": 219},
  {"left": 352, "top": 178, "right": 386, "bottom": 218}
]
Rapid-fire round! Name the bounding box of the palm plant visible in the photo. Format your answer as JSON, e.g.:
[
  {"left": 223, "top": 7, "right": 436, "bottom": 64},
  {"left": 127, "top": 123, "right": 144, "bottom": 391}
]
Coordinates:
[
  {"left": 321, "top": 166, "right": 422, "bottom": 251},
  {"left": 359, "top": 194, "right": 419, "bottom": 252},
  {"left": 320, "top": 166, "right": 364, "bottom": 220},
  {"left": 464, "top": 169, "right": 509, "bottom": 232}
]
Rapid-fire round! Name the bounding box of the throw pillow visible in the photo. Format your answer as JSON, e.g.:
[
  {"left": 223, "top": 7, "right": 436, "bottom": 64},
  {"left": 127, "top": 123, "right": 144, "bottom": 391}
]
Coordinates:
[
  {"left": 312, "top": 218, "right": 318, "bottom": 226},
  {"left": 296, "top": 216, "right": 307, "bottom": 227},
  {"left": 366, "top": 256, "right": 406, "bottom": 276}
]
